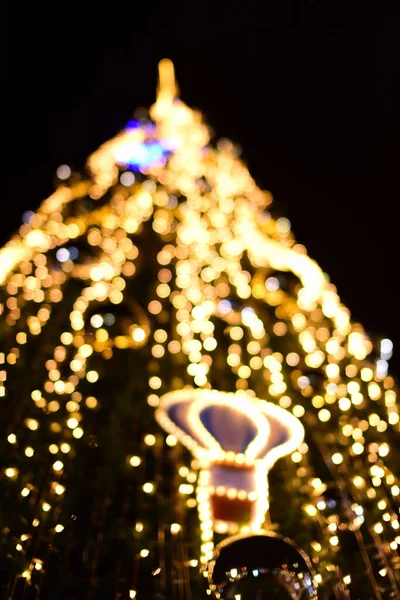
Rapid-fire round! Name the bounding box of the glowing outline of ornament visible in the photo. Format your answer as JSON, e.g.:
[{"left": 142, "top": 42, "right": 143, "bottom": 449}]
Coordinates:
[{"left": 156, "top": 388, "right": 304, "bottom": 546}]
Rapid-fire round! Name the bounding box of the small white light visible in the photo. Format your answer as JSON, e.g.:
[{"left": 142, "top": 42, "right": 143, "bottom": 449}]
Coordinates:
[{"left": 56, "top": 164, "right": 71, "bottom": 180}]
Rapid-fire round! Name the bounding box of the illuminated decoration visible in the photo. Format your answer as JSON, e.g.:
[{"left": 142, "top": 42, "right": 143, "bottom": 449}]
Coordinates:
[
  {"left": 115, "top": 138, "right": 176, "bottom": 171},
  {"left": 207, "top": 531, "right": 317, "bottom": 599},
  {"left": 0, "top": 58, "right": 399, "bottom": 599},
  {"left": 156, "top": 388, "right": 304, "bottom": 539}
]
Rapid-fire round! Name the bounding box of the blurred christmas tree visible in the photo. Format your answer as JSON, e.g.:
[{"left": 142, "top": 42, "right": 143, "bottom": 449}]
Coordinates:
[{"left": 0, "top": 59, "right": 399, "bottom": 600}]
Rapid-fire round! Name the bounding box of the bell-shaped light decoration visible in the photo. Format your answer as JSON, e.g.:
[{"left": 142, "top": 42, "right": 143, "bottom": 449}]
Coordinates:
[{"left": 156, "top": 389, "right": 304, "bottom": 535}]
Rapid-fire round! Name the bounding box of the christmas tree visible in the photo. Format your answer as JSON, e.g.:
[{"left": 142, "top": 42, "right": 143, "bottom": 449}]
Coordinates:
[{"left": 1, "top": 59, "right": 399, "bottom": 599}]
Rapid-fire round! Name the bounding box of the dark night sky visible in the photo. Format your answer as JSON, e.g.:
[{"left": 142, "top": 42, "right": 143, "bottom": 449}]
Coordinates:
[{"left": 6, "top": 2, "right": 400, "bottom": 371}]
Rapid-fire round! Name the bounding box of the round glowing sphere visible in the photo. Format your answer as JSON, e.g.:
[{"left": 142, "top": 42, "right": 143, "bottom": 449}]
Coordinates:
[{"left": 207, "top": 531, "right": 317, "bottom": 599}]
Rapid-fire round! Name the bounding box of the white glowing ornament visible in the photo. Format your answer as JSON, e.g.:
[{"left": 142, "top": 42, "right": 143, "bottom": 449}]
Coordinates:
[{"left": 156, "top": 388, "right": 304, "bottom": 534}]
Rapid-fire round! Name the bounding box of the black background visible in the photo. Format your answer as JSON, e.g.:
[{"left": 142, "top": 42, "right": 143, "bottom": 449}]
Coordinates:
[{"left": 6, "top": 2, "right": 400, "bottom": 371}]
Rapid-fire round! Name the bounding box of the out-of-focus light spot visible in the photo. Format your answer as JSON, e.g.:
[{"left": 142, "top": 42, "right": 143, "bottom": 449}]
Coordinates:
[
  {"left": 380, "top": 338, "right": 393, "bottom": 359},
  {"left": 5, "top": 468, "right": 18, "bottom": 478},
  {"left": 90, "top": 314, "right": 103, "bottom": 328},
  {"left": 68, "top": 246, "right": 79, "bottom": 260},
  {"left": 120, "top": 172, "right": 136, "bottom": 186},
  {"left": 130, "top": 456, "right": 141, "bottom": 467},
  {"left": 56, "top": 164, "right": 71, "bottom": 180},
  {"left": 115, "top": 140, "right": 174, "bottom": 171},
  {"left": 266, "top": 277, "right": 279, "bottom": 291},
  {"left": 143, "top": 482, "right": 154, "bottom": 494},
  {"left": 126, "top": 119, "right": 140, "bottom": 130},
  {"left": 104, "top": 313, "right": 116, "bottom": 326},
  {"left": 170, "top": 523, "right": 181, "bottom": 534},
  {"left": 22, "top": 210, "right": 34, "bottom": 224},
  {"left": 376, "top": 359, "right": 388, "bottom": 377},
  {"left": 144, "top": 434, "right": 156, "bottom": 446},
  {"left": 318, "top": 409, "right": 331, "bottom": 422},
  {"left": 276, "top": 217, "right": 291, "bottom": 234},
  {"left": 332, "top": 453, "right": 343, "bottom": 465},
  {"left": 218, "top": 300, "right": 232, "bottom": 314},
  {"left": 56, "top": 248, "right": 70, "bottom": 263},
  {"left": 297, "top": 376, "right": 310, "bottom": 389}
]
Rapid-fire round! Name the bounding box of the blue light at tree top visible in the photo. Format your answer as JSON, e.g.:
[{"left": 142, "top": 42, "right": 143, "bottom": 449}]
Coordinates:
[{"left": 115, "top": 138, "right": 176, "bottom": 171}]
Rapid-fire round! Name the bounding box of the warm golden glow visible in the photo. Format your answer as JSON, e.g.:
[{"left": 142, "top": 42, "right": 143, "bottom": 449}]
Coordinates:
[{"left": 0, "top": 58, "right": 398, "bottom": 596}]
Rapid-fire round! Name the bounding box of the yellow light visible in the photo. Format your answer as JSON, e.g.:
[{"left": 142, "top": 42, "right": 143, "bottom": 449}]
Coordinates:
[
  {"left": 374, "top": 523, "right": 384, "bottom": 534},
  {"left": 291, "top": 452, "right": 302, "bottom": 463},
  {"left": 129, "top": 592, "right": 137, "bottom": 599},
  {"left": 154, "top": 329, "right": 168, "bottom": 343},
  {"left": 329, "top": 535, "right": 339, "bottom": 546},
  {"left": 311, "top": 541, "right": 322, "bottom": 552},
  {"left": 143, "top": 482, "right": 154, "bottom": 494},
  {"left": 170, "top": 523, "right": 181, "bottom": 534},
  {"left": 73, "top": 427, "right": 84, "bottom": 439},
  {"left": 331, "top": 453, "right": 343, "bottom": 465},
  {"left": 42, "top": 502, "right": 51, "bottom": 512},
  {"left": 55, "top": 524, "right": 64, "bottom": 533},
  {"left": 149, "top": 376, "right": 162, "bottom": 390},
  {"left": 129, "top": 456, "right": 141, "bottom": 467},
  {"left": 5, "top": 468, "right": 18, "bottom": 478},
  {"left": 67, "top": 417, "right": 79, "bottom": 429},
  {"left": 166, "top": 434, "right": 177, "bottom": 446},
  {"left": 230, "top": 326, "right": 244, "bottom": 341},
  {"left": 304, "top": 504, "right": 317, "bottom": 516},
  {"left": 7, "top": 433, "right": 17, "bottom": 444},
  {"left": 352, "top": 442, "right": 364, "bottom": 455},
  {"left": 292, "top": 405, "right": 305, "bottom": 418},
  {"left": 144, "top": 434, "right": 156, "bottom": 446},
  {"left": 318, "top": 409, "right": 331, "bottom": 422},
  {"left": 25, "top": 447, "right": 34, "bottom": 457},
  {"left": 140, "top": 549, "right": 149, "bottom": 558},
  {"left": 132, "top": 327, "right": 146, "bottom": 342},
  {"left": 338, "top": 397, "right": 351, "bottom": 411},
  {"left": 53, "top": 460, "right": 64, "bottom": 471},
  {"left": 86, "top": 396, "right": 98, "bottom": 408},
  {"left": 378, "top": 444, "right": 389, "bottom": 457},
  {"left": 353, "top": 476, "right": 365, "bottom": 488},
  {"left": 179, "top": 483, "right": 194, "bottom": 495},
  {"left": 79, "top": 344, "right": 93, "bottom": 358},
  {"left": 86, "top": 370, "right": 99, "bottom": 383}
]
